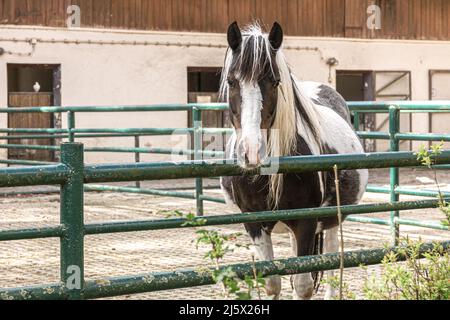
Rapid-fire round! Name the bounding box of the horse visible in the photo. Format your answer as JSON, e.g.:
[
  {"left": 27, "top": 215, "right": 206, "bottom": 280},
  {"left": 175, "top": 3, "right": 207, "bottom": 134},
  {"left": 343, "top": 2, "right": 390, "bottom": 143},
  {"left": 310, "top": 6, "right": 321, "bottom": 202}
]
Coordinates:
[{"left": 219, "top": 21, "right": 368, "bottom": 300}]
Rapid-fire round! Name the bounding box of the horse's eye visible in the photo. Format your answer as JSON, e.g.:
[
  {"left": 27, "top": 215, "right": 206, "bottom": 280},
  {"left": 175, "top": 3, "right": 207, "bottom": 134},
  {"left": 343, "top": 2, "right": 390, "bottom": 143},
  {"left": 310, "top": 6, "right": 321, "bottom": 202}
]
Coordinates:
[
  {"left": 230, "top": 103, "right": 239, "bottom": 116},
  {"left": 228, "top": 79, "right": 235, "bottom": 87},
  {"left": 273, "top": 80, "right": 281, "bottom": 88}
]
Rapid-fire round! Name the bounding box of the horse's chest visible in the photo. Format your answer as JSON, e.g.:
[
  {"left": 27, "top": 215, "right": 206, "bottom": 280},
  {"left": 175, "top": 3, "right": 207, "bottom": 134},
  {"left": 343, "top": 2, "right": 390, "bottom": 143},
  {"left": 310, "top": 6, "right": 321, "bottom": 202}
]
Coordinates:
[{"left": 222, "top": 173, "right": 322, "bottom": 212}]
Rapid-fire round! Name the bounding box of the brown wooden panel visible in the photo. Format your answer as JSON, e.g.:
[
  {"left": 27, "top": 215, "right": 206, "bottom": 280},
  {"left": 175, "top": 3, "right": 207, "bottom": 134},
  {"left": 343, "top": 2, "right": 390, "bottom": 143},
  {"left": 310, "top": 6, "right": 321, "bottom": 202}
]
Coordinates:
[
  {"left": 12, "top": 0, "right": 27, "bottom": 24},
  {"left": 441, "top": 0, "right": 450, "bottom": 39},
  {"left": 298, "top": 0, "right": 313, "bottom": 36},
  {"left": 422, "top": 0, "right": 436, "bottom": 40},
  {"left": 141, "top": 0, "right": 152, "bottom": 30},
  {"left": 228, "top": 0, "right": 255, "bottom": 26},
  {"left": 392, "top": 0, "right": 410, "bottom": 40},
  {"left": 186, "top": 0, "right": 200, "bottom": 31},
  {"left": 280, "top": 0, "right": 298, "bottom": 35},
  {"left": 298, "top": 0, "right": 327, "bottom": 37},
  {"left": 344, "top": 0, "right": 366, "bottom": 38},
  {"left": 324, "top": 0, "right": 345, "bottom": 37},
  {"left": 46, "top": 0, "right": 67, "bottom": 27},
  {"left": 408, "top": 0, "right": 422, "bottom": 39},
  {"left": 170, "top": 0, "right": 182, "bottom": 31},
  {"left": 8, "top": 93, "right": 54, "bottom": 161},
  {"left": 379, "top": 0, "right": 398, "bottom": 39},
  {"left": 157, "top": 0, "right": 173, "bottom": 30},
  {"left": 205, "top": 0, "right": 228, "bottom": 33},
  {"left": 1, "top": 0, "right": 450, "bottom": 41},
  {"left": 421, "top": 0, "right": 447, "bottom": 40},
  {"left": 92, "top": 0, "right": 112, "bottom": 29},
  {"left": 254, "top": 0, "right": 281, "bottom": 29},
  {"left": 110, "top": 0, "right": 125, "bottom": 29}
]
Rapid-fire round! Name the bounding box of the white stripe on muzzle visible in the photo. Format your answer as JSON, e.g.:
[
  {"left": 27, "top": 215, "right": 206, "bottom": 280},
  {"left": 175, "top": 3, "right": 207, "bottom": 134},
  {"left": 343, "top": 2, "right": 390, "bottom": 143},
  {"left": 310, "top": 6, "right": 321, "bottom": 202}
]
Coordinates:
[{"left": 239, "top": 81, "right": 263, "bottom": 167}]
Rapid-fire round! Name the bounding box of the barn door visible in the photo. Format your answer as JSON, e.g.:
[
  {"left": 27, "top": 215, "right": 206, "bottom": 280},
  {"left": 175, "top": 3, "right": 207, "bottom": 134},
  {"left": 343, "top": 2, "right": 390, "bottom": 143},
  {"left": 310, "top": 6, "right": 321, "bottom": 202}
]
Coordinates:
[
  {"left": 8, "top": 93, "right": 54, "bottom": 161},
  {"left": 429, "top": 70, "right": 450, "bottom": 149},
  {"left": 373, "top": 71, "right": 412, "bottom": 151}
]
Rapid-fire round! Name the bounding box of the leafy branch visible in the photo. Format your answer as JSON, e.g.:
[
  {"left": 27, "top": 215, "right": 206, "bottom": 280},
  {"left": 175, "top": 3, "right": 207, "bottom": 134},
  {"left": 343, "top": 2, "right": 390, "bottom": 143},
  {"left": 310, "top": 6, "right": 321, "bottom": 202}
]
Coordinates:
[
  {"left": 163, "top": 210, "right": 266, "bottom": 299},
  {"left": 415, "top": 141, "right": 450, "bottom": 227}
]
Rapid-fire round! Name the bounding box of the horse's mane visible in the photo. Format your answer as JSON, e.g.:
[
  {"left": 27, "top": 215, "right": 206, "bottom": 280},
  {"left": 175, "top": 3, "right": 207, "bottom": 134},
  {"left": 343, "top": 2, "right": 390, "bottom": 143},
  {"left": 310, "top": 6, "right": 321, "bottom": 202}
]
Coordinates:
[{"left": 220, "top": 23, "right": 322, "bottom": 208}]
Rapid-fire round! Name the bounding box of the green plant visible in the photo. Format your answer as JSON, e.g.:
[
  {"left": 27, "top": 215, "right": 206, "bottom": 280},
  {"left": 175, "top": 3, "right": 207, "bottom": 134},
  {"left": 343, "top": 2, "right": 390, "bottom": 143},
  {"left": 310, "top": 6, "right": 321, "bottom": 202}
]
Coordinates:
[
  {"left": 363, "top": 238, "right": 450, "bottom": 300},
  {"left": 415, "top": 141, "right": 450, "bottom": 228},
  {"left": 195, "top": 228, "right": 267, "bottom": 299},
  {"left": 212, "top": 257, "right": 266, "bottom": 300},
  {"left": 323, "top": 239, "right": 450, "bottom": 300},
  {"left": 164, "top": 210, "right": 266, "bottom": 299},
  {"left": 321, "top": 276, "right": 356, "bottom": 300}
]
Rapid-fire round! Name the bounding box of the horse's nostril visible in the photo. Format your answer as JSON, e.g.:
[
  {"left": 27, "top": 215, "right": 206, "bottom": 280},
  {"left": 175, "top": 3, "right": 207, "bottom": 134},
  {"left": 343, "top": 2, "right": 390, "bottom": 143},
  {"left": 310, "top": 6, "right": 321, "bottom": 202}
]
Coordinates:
[{"left": 244, "top": 153, "right": 249, "bottom": 165}]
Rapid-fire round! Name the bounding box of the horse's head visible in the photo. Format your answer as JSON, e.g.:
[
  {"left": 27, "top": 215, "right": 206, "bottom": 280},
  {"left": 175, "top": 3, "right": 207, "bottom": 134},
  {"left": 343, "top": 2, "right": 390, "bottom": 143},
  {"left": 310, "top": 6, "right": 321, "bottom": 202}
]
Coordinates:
[{"left": 221, "top": 21, "right": 285, "bottom": 169}]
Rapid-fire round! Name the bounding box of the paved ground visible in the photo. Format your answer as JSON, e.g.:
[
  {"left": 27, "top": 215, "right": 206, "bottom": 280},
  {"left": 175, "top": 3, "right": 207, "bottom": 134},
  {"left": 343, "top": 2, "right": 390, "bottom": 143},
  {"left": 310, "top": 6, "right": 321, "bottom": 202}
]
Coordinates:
[{"left": 0, "top": 168, "right": 449, "bottom": 300}]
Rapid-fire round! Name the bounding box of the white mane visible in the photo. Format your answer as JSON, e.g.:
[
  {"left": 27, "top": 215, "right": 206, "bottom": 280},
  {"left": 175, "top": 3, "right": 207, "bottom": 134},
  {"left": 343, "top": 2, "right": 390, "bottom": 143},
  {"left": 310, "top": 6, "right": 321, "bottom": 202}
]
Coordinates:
[{"left": 220, "top": 23, "right": 322, "bottom": 208}]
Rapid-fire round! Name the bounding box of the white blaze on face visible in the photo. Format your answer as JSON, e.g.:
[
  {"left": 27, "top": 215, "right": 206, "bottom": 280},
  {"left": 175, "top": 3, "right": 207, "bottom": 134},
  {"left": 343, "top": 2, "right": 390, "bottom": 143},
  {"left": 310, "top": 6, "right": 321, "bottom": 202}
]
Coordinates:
[{"left": 239, "top": 81, "right": 263, "bottom": 166}]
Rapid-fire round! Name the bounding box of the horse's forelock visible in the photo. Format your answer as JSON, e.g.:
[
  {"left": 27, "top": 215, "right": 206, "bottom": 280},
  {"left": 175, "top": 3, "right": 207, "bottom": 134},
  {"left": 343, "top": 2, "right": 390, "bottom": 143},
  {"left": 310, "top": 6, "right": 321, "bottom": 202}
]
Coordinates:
[
  {"left": 234, "top": 34, "right": 274, "bottom": 83},
  {"left": 222, "top": 24, "right": 276, "bottom": 85}
]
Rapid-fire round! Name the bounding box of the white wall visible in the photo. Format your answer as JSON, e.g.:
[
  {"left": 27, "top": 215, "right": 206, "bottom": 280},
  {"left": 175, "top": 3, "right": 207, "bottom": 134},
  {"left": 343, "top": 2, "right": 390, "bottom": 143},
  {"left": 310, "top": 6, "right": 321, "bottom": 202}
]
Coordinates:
[{"left": 1, "top": 25, "right": 450, "bottom": 163}]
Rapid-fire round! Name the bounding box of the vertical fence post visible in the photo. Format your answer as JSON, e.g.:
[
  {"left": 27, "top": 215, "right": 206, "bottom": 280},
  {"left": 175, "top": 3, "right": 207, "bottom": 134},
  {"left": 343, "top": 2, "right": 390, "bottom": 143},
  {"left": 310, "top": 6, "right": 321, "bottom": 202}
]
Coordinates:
[
  {"left": 134, "top": 135, "right": 141, "bottom": 188},
  {"left": 67, "top": 111, "right": 76, "bottom": 143},
  {"left": 353, "top": 111, "right": 360, "bottom": 131},
  {"left": 193, "top": 107, "right": 204, "bottom": 216},
  {"left": 389, "top": 105, "right": 400, "bottom": 245},
  {"left": 60, "top": 142, "right": 84, "bottom": 299}
]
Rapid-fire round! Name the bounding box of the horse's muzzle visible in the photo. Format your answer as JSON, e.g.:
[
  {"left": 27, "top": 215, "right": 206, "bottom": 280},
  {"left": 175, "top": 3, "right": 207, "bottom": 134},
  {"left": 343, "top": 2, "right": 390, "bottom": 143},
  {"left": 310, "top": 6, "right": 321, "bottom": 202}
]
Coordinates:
[{"left": 237, "top": 136, "right": 267, "bottom": 169}]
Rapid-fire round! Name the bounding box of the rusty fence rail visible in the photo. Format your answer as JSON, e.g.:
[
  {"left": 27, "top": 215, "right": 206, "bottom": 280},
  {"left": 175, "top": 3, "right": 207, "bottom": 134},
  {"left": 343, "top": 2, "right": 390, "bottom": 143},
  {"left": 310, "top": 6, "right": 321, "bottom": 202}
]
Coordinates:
[{"left": 0, "top": 143, "right": 449, "bottom": 299}]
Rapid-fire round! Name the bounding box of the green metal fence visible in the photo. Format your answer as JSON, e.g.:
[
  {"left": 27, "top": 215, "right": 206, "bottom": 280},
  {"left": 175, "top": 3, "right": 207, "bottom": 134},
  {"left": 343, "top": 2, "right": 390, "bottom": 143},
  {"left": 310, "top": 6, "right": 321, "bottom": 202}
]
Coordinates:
[
  {"left": 0, "top": 142, "right": 449, "bottom": 300},
  {"left": 349, "top": 102, "right": 450, "bottom": 244},
  {"left": 0, "top": 104, "right": 231, "bottom": 214},
  {"left": 1, "top": 101, "right": 449, "bottom": 222}
]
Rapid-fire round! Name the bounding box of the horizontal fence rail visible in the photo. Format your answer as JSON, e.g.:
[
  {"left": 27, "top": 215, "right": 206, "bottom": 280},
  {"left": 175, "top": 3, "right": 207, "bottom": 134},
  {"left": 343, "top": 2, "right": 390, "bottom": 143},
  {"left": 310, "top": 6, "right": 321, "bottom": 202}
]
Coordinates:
[
  {"left": 1, "top": 101, "right": 449, "bottom": 113},
  {"left": 81, "top": 150, "right": 450, "bottom": 184},
  {"left": 0, "top": 101, "right": 449, "bottom": 219},
  {"left": 2, "top": 241, "right": 448, "bottom": 300},
  {"left": 0, "top": 101, "right": 449, "bottom": 217},
  {"left": 1, "top": 198, "right": 444, "bottom": 242},
  {"left": 0, "top": 142, "right": 449, "bottom": 300},
  {"left": 0, "top": 100, "right": 449, "bottom": 300},
  {"left": 1, "top": 150, "right": 449, "bottom": 187}
]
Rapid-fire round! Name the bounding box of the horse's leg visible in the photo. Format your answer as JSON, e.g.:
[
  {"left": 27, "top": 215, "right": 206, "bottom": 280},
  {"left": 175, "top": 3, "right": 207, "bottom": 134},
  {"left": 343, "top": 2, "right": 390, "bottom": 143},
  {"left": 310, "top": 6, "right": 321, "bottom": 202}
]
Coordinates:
[
  {"left": 287, "top": 220, "right": 317, "bottom": 300},
  {"left": 323, "top": 225, "right": 339, "bottom": 299},
  {"left": 244, "top": 222, "right": 281, "bottom": 299}
]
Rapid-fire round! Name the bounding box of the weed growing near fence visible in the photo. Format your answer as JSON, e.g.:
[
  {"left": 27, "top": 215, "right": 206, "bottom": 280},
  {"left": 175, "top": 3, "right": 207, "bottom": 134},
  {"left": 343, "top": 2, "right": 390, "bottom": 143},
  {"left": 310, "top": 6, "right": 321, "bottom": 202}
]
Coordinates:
[
  {"left": 323, "top": 239, "right": 450, "bottom": 300},
  {"left": 363, "top": 239, "right": 450, "bottom": 300},
  {"left": 415, "top": 141, "right": 450, "bottom": 228},
  {"left": 163, "top": 210, "right": 266, "bottom": 299}
]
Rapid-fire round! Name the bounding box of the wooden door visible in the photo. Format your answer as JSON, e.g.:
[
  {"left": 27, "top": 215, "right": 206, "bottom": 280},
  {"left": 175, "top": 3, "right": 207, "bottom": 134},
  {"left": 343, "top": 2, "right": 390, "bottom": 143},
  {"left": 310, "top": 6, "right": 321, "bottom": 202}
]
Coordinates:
[{"left": 8, "top": 93, "right": 54, "bottom": 161}]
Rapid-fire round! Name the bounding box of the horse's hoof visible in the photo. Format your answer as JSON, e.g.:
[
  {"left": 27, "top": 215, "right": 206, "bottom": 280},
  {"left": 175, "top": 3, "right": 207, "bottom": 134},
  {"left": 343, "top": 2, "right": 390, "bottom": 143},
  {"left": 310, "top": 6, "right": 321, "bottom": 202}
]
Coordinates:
[
  {"left": 324, "top": 288, "right": 337, "bottom": 300},
  {"left": 265, "top": 276, "right": 282, "bottom": 298}
]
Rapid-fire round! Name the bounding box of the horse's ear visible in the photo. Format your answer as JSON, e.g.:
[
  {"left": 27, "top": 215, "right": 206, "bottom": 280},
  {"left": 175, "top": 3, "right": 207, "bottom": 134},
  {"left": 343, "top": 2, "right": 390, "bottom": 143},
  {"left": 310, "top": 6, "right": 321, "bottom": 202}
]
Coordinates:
[
  {"left": 227, "top": 21, "right": 242, "bottom": 51},
  {"left": 269, "top": 22, "right": 283, "bottom": 50}
]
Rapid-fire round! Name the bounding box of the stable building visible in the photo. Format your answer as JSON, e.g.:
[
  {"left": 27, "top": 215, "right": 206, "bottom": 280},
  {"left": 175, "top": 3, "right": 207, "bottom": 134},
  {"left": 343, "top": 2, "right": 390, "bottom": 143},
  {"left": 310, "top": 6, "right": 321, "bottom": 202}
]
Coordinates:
[{"left": 0, "top": 0, "right": 449, "bottom": 164}]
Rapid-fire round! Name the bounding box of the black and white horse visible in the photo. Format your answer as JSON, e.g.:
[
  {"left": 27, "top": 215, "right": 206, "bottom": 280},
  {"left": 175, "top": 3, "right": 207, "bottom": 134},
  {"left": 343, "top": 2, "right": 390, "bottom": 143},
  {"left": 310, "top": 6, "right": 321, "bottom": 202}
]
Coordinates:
[{"left": 219, "top": 22, "right": 368, "bottom": 299}]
